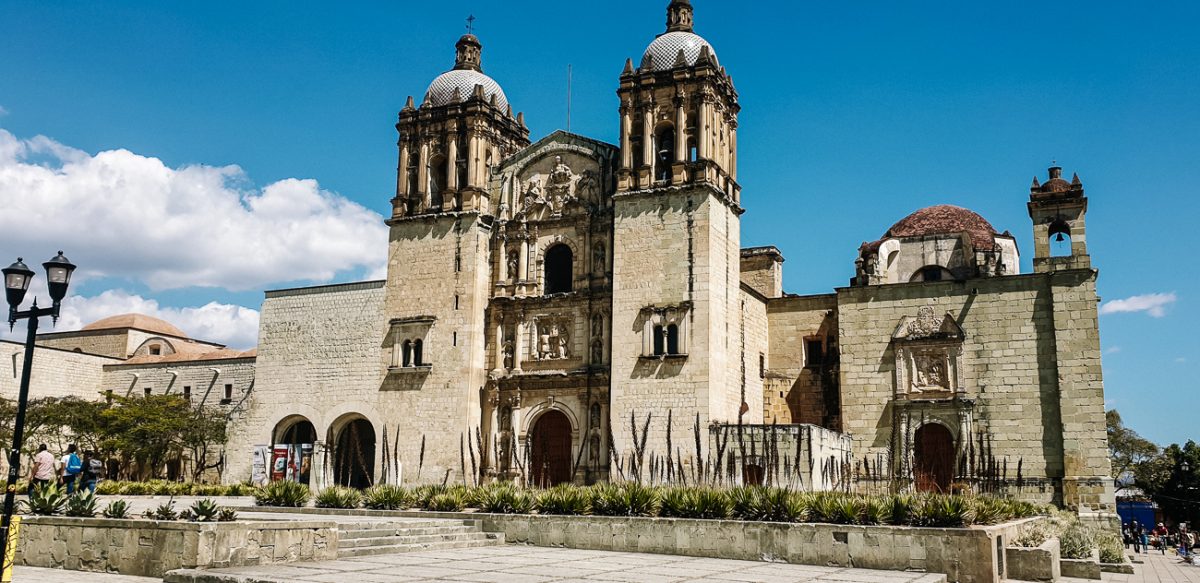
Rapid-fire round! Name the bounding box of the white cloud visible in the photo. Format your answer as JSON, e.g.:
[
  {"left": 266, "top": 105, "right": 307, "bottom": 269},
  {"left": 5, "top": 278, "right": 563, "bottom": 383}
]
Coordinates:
[
  {"left": 1177, "top": 357, "right": 1188, "bottom": 364},
  {"left": 0, "top": 105, "right": 8, "bottom": 117},
  {"left": 1105, "top": 346, "right": 1121, "bottom": 355},
  {"left": 4, "top": 289, "right": 260, "bottom": 350},
  {"left": 1099, "top": 292, "right": 1177, "bottom": 318},
  {"left": 0, "top": 128, "right": 387, "bottom": 291}
]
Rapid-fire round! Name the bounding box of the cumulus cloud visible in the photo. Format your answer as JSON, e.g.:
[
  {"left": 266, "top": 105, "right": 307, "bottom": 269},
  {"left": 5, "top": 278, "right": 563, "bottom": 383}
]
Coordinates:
[
  {"left": 3, "top": 289, "right": 260, "bottom": 350},
  {"left": 1105, "top": 346, "right": 1121, "bottom": 355},
  {"left": 1099, "top": 292, "right": 1177, "bottom": 318},
  {"left": 0, "top": 128, "right": 387, "bottom": 291}
]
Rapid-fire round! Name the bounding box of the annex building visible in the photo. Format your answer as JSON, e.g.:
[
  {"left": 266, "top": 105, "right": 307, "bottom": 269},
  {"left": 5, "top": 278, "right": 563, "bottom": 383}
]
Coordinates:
[{"left": 5, "top": 0, "right": 1114, "bottom": 513}]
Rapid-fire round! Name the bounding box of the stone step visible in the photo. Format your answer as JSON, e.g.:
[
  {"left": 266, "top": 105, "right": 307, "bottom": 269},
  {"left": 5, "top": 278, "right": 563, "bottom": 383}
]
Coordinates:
[
  {"left": 339, "top": 531, "right": 498, "bottom": 549},
  {"left": 339, "top": 525, "right": 479, "bottom": 539},
  {"left": 336, "top": 533, "right": 504, "bottom": 558},
  {"left": 334, "top": 519, "right": 462, "bottom": 530}
]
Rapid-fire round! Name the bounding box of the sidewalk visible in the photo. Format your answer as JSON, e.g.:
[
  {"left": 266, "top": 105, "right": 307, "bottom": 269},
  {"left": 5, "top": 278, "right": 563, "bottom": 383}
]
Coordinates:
[{"left": 1057, "top": 549, "right": 1200, "bottom": 583}]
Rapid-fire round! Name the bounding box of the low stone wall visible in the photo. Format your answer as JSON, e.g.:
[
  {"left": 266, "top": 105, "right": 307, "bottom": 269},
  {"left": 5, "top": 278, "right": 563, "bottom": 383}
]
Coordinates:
[
  {"left": 15, "top": 516, "right": 338, "bottom": 577},
  {"left": 1060, "top": 550, "right": 1101, "bottom": 580},
  {"left": 1006, "top": 538, "right": 1061, "bottom": 582}
]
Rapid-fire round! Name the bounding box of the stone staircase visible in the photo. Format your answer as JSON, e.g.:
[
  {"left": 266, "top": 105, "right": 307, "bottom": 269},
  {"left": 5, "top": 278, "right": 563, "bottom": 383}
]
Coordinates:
[{"left": 336, "top": 518, "right": 505, "bottom": 558}]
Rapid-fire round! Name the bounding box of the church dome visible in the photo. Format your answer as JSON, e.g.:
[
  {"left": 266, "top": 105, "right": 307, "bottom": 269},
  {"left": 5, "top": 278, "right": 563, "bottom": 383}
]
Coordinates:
[
  {"left": 881, "top": 205, "right": 1001, "bottom": 250},
  {"left": 883, "top": 205, "right": 1003, "bottom": 250},
  {"left": 641, "top": 31, "right": 718, "bottom": 71},
  {"left": 426, "top": 69, "right": 509, "bottom": 110},
  {"left": 81, "top": 313, "right": 188, "bottom": 338}
]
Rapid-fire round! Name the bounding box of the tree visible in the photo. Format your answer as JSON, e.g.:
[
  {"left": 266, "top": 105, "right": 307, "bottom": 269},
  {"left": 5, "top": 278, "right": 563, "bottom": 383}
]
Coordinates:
[
  {"left": 1106, "top": 409, "right": 1159, "bottom": 480},
  {"left": 1141, "top": 441, "right": 1200, "bottom": 527}
]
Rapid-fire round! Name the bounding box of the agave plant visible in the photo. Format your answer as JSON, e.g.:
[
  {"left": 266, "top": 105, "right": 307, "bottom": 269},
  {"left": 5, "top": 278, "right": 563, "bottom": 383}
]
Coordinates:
[
  {"left": 315, "top": 486, "right": 362, "bottom": 509},
  {"left": 23, "top": 482, "right": 67, "bottom": 516},
  {"left": 426, "top": 491, "right": 467, "bottom": 512},
  {"left": 102, "top": 499, "right": 131, "bottom": 519},
  {"left": 64, "top": 490, "right": 98, "bottom": 517},
  {"left": 413, "top": 484, "right": 449, "bottom": 509},
  {"left": 217, "top": 507, "right": 239, "bottom": 522},
  {"left": 534, "top": 484, "right": 591, "bottom": 515},
  {"left": 254, "top": 480, "right": 311, "bottom": 507},
  {"left": 478, "top": 483, "right": 535, "bottom": 514},
  {"left": 190, "top": 498, "right": 221, "bottom": 522},
  {"left": 144, "top": 499, "right": 179, "bottom": 521},
  {"left": 363, "top": 484, "right": 413, "bottom": 510}
]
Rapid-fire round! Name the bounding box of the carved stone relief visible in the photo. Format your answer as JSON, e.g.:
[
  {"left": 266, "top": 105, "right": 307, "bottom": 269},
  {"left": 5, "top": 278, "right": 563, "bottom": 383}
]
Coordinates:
[{"left": 534, "top": 317, "right": 572, "bottom": 360}]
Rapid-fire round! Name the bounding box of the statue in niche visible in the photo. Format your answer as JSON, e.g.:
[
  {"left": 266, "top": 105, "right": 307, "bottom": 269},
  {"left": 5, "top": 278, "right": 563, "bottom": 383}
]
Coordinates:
[
  {"left": 523, "top": 179, "right": 545, "bottom": 212},
  {"left": 590, "top": 434, "right": 601, "bottom": 464},
  {"left": 589, "top": 402, "right": 601, "bottom": 428},
  {"left": 557, "top": 326, "right": 570, "bottom": 359},
  {"left": 577, "top": 169, "right": 600, "bottom": 204},
  {"left": 591, "top": 312, "right": 603, "bottom": 338},
  {"left": 906, "top": 306, "right": 942, "bottom": 338},
  {"left": 592, "top": 338, "right": 603, "bottom": 364},
  {"left": 502, "top": 339, "right": 514, "bottom": 369},
  {"left": 544, "top": 155, "right": 576, "bottom": 215},
  {"left": 592, "top": 243, "right": 606, "bottom": 273},
  {"left": 506, "top": 250, "right": 519, "bottom": 281},
  {"left": 537, "top": 325, "right": 552, "bottom": 359},
  {"left": 535, "top": 320, "right": 570, "bottom": 360}
]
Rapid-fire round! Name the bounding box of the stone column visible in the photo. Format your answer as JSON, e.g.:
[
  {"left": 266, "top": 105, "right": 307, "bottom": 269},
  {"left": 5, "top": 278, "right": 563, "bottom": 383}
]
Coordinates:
[
  {"left": 446, "top": 131, "right": 458, "bottom": 191},
  {"left": 698, "top": 100, "right": 710, "bottom": 160},
  {"left": 311, "top": 440, "right": 328, "bottom": 492},
  {"left": 518, "top": 238, "right": 529, "bottom": 282},
  {"left": 730, "top": 124, "right": 738, "bottom": 180},
  {"left": 513, "top": 318, "right": 525, "bottom": 372},
  {"left": 620, "top": 105, "right": 633, "bottom": 169},
  {"left": 498, "top": 240, "right": 509, "bottom": 282},
  {"left": 674, "top": 101, "right": 687, "bottom": 163},
  {"left": 417, "top": 141, "right": 430, "bottom": 210},
  {"left": 397, "top": 142, "right": 410, "bottom": 198},
  {"left": 467, "top": 131, "right": 480, "bottom": 189},
  {"left": 641, "top": 105, "right": 654, "bottom": 168}
]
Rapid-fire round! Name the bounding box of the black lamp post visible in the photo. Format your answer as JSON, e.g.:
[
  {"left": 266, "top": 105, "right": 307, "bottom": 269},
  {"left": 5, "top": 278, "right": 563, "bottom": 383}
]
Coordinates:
[{"left": 0, "top": 252, "right": 75, "bottom": 566}]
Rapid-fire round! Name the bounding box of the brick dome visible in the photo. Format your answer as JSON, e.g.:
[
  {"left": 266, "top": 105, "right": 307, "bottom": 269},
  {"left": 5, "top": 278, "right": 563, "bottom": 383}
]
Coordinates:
[
  {"left": 80, "top": 313, "right": 188, "bottom": 338},
  {"left": 881, "top": 205, "right": 1000, "bottom": 251}
]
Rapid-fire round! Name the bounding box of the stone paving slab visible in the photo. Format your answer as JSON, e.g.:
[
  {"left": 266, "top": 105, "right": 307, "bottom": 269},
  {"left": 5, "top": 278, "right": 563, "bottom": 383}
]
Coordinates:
[
  {"left": 163, "top": 545, "right": 949, "bottom": 583},
  {"left": 11, "top": 566, "right": 159, "bottom": 582}
]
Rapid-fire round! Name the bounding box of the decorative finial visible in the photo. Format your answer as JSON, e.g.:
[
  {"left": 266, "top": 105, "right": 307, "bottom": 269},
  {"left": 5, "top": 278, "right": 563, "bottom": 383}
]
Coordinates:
[
  {"left": 666, "top": 0, "right": 694, "bottom": 33},
  {"left": 466, "top": 14, "right": 476, "bottom": 35}
]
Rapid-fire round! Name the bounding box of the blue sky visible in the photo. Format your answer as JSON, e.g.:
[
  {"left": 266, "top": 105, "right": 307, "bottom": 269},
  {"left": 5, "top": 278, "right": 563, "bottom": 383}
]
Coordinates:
[{"left": 0, "top": 0, "right": 1195, "bottom": 445}]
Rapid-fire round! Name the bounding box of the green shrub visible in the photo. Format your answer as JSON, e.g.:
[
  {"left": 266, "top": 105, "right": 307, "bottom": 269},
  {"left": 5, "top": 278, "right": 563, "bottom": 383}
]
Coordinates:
[
  {"left": 916, "top": 494, "right": 976, "bottom": 527},
  {"left": 94, "top": 480, "right": 122, "bottom": 495},
  {"left": 808, "top": 491, "right": 842, "bottom": 523},
  {"left": 102, "top": 499, "right": 131, "bottom": 519},
  {"left": 217, "top": 507, "right": 238, "bottom": 522},
  {"left": 1060, "top": 521, "right": 1096, "bottom": 559},
  {"left": 22, "top": 482, "right": 67, "bottom": 515},
  {"left": 64, "top": 490, "right": 98, "bottom": 517},
  {"left": 363, "top": 484, "right": 413, "bottom": 510},
  {"left": 659, "top": 487, "right": 732, "bottom": 520},
  {"left": 225, "top": 482, "right": 257, "bottom": 497},
  {"left": 728, "top": 486, "right": 759, "bottom": 520},
  {"left": 478, "top": 483, "right": 535, "bottom": 514},
  {"left": 189, "top": 498, "right": 220, "bottom": 522},
  {"left": 413, "top": 484, "right": 449, "bottom": 509},
  {"left": 535, "top": 484, "right": 591, "bottom": 515},
  {"left": 1014, "top": 522, "right": 1054, "bottom": 547},
  {"left": 447, "top": 484, "right": 483, "bottom": 508},
  {"left": 119, "top": 481, "right": 150, "bottom": 495},
  {"left": 427, "top": 491, "right": 467, "bottom": 512},
  {"left": 315, "top": 486, "right": 362, "bottom": 509},
  {"left": 254, "top": 480, "right": 311, "bottom": 507},
  {"left": 885, "top": 494, "right": 916, "bottom": 525},
  {"left": 194, "top": 484, "right": 227, "bottom": 497},
  {"left": 1097, "top": 531, "right": 1124, "bottom": 564},
  {"left": 144, "top": 499, "right": 178, "bottom": 521},
  {"left": 862, "top": 496, "right": 888, "bottom": 525},
  {"left": 591, "top": 482, "right": 659, "bottom": 517}
]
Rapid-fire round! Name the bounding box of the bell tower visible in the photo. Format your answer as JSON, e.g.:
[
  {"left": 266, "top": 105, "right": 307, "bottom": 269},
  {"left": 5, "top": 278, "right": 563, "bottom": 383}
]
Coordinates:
[
  {"left": 1028, "top": 164, "right": 1090, "bottom": 272},
  {"left": 615, "top": 0, "right": 739, "bottom": 201},
  {"left": 609, "top": 0, "right": 753, "bottom": 472},
  {"left": 393, "top": 34, "right": 529, "bottom": 218}
]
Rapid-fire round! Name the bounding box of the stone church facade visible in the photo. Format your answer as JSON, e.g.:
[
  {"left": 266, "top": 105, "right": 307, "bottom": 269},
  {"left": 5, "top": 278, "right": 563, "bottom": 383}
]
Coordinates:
[{"left": 6, "top": 0, "right": 1113, "bottom": 512}]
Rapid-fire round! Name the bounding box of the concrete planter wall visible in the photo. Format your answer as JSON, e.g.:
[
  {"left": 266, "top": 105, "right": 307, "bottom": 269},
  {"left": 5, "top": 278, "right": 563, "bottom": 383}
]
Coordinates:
[
  {"left": 1006, "top": 538, "right": 1061, "bottom": 581},
  {"left": 15, "top": 516, "right": 338, "bottom": 577},
  {"left": 1060, "top": 550, "right": 1101, "bottom": 580}
]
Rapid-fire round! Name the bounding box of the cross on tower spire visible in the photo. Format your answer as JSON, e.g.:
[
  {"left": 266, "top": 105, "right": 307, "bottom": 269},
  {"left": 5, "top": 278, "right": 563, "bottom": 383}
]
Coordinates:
[{"left": 466, "top": 14, "right": 476, "bottom": 35}]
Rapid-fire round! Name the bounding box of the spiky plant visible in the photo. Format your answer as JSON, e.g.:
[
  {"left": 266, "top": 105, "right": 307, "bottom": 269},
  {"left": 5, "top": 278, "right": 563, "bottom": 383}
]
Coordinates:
[
  {"left": 102, "top": 499, "right": 131, "bottom": 519},
  {"left": 426, "top": 490, "right": 467, "bottom": 512},
  {"left": 189, "top": 498, "right": 220, "bottom": 521},
  {"left": 254, "top": 480, "right": 311, "bottom": 507},
  {"left": 315, "top": 486, "right": 362, "bottom": 509},
  {"left": 363, "top": 484, "right": 412, "bottom": 510},
  {"left": 217, "top": 507, "right": 239, "bottom": 522},
  {"left": 535, "top": 484, "right": 591, "bottom": 515},
  {"left": 64, "top": 490, "right": 98, "bottom": 517},
  {"left": 23, "top": 482, "right": 67, "bottom": 516}
]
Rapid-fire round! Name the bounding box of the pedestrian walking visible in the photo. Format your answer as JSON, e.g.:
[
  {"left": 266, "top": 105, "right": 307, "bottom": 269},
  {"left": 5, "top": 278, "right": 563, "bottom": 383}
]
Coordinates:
[
  {"left": 80, "top": 450, "right": 104, "bottom": 493},
  {"left": 1131, "top": 521, "right": 1144, "bottom": 554},
  {"left": 26, "top": 443, "right": 56, "bottom": 494},
  {"left": 59, "top": 443, "right": 82, "bottom": 494}
]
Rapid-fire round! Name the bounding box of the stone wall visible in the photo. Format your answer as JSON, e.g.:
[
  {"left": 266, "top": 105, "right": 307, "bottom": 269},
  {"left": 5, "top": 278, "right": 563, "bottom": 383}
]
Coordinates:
[
  {"left": 101, "top": 357, "right": 255, "bottom": 404},
  {"left": 35, "top": 329, "right": 132, "bottom": 359},
  {"left": 708, "top": 423, "right": 852, "bottom": 489},
  {"left": 764, "top": 294, "right": 837, "bottom": 426},
  {"left": 224, "top": 280, "right": 386, "bottom": 484},
  {"left": 0, "top": 340, "right": 117, "bottom": 401},
  {"left": 15, "top": 516, "right": 337, "bottom": 577}
]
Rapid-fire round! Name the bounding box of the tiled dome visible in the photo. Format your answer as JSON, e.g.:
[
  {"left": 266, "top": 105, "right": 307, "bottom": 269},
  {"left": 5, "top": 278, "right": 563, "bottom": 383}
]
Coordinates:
[
  {"left": 882, "top": 205, "right": 1001, "bottom": 251},
  {"left": 641, "top": 31, "right": 718, "bottom": 71},
  {"left": 81, "top": 313, "right": 188, "bottom": 338},
  {"left": 426, "top": 69, "right": 508, "bottom": 110}
]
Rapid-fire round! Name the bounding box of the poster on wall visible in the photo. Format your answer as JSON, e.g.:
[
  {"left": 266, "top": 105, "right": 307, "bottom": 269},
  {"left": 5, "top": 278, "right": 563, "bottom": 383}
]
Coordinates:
[
  {"left": 251, "top": 445, "right": 270, "bottom": 486},
  {"left": 270, "top": 445, "right": 288, "bottom": 482},
  {"left": 299, "top": 444, "right": 313, "bottom": 485}
]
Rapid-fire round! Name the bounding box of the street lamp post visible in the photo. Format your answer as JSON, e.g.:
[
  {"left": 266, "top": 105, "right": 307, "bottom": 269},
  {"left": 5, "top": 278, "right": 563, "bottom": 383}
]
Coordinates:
[{"left": 0, "top": 252, "right": 76, "bottom": 568}]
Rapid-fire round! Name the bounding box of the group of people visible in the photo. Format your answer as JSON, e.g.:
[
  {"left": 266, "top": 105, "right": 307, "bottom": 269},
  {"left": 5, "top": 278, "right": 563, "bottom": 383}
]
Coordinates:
[
  {"left": 27, "top": 443, "right": 105, "bottom": 494},
  {"left": 1124, "top": 520, "right": 1196, "bottom": 561}
]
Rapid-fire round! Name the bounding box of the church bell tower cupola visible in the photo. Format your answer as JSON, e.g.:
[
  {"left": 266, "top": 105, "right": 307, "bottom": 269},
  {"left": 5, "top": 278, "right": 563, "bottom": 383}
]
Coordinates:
[
  {"left": 1028, "top": 163, "right": 1091, "bottom": 272},
  {"left": 617, "top": 0, "right": 740, "bottom": 203},
  {"left": 392, "top": 33, "right": 530, "bottom": 219}
]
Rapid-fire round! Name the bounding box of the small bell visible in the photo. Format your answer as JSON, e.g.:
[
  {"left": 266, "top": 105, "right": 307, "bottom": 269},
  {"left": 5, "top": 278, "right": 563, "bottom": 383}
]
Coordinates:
[{"left": 1055, "top": 232, "right": 1066, "bottom": 243}]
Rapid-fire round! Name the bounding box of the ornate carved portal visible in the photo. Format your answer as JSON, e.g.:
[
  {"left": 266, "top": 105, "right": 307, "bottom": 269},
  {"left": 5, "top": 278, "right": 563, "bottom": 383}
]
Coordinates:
[
  {"left": 891, "top": 305, "right": 965, "bottom": 398},
  {"left": 534, "top": 318, "right": 571, "bottom": 361}
]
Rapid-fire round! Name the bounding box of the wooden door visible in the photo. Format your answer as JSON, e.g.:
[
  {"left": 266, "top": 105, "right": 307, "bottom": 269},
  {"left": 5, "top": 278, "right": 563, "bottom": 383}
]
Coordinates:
[
  {"left": 914, "top": 423, "right": 955, "bottom": 493},
  {"left": 530, "top": 410, "right": 573, "bottom": 487}
]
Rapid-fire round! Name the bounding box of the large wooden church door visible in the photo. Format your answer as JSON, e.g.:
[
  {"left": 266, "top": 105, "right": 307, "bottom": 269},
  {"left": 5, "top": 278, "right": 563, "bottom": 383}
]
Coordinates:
[
  {"left": 530, "top": 410, "right": 572, "bottom": 487},
  {"left": 914, "top": 423, "right": 955, "bottom": 493}
]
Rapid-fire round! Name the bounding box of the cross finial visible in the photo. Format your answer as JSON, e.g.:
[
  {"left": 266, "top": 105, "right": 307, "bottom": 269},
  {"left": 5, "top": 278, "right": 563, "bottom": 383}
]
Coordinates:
[{"left": 466, "top": 15, "right": 476, "bottom": 35}]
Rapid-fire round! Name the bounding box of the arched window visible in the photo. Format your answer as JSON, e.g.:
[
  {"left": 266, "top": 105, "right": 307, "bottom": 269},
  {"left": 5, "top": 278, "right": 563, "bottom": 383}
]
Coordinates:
[
  {"left": 666, "top": 324, "right": 680, "bottom": 355},
  {"left": 429, "top": 155, "right": 447, "bottom": 209},
  {"left": 1049, "top": 219, "right": 1072, "bottom": 257},
  {"left": 653, "top": 325, "right": 665, "bottom": 356},
  {"left": 456, "top": 136, "right": 469, "bottom": 191},
  {"left": 544, "top": 244, "right": 573, "bottom": 294},
  {"left": 406, "top": 150, "right": 419, "bottom": 196},
  {"left": 402, "top": 340, "right": 412, "bottom": 367},
  {"left": 412, "top": 339, "right": 423, "bottom": 366},
  {"left": 911, "top": 265, "right": 954, "bottom": 283},
  {"left": 655, "top": 124, "right": 675, "bottom": 182}
]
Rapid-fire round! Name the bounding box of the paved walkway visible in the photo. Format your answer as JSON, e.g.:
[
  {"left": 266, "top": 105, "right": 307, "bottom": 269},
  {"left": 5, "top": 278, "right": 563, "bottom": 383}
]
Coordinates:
[
  {"left": 164, "top": 545, "right": 949, "bottom": 583},
  {"left": 1072, "top": 549, "right": 1200, "bottom": 583}
]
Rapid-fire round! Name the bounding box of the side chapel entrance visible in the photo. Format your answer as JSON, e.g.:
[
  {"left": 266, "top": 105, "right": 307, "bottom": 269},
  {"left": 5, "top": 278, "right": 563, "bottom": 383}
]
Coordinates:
[
  {"left": 529, "top": 410, "right": 572, "bottom": 487},
  {"left": 333, "top": 418, "right": 375, "bottom": 489},
  {"left": 914, "top": 423, "right": 955, "bottom": 492}
]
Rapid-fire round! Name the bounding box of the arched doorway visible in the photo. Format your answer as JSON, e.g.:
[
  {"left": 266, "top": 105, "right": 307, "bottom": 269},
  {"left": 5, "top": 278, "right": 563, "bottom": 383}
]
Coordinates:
[
  {"left": 273, "top": 417, "right": 317, "bottom": 484},
  {"left": 914, "top": 423, "right": 955, "bottom": 493},
  {"left": 529, "top": 410, "right": 573, "bottom": 487},
  {"left": 332, "top": 418, "right": 375, "bottom": 489}
]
